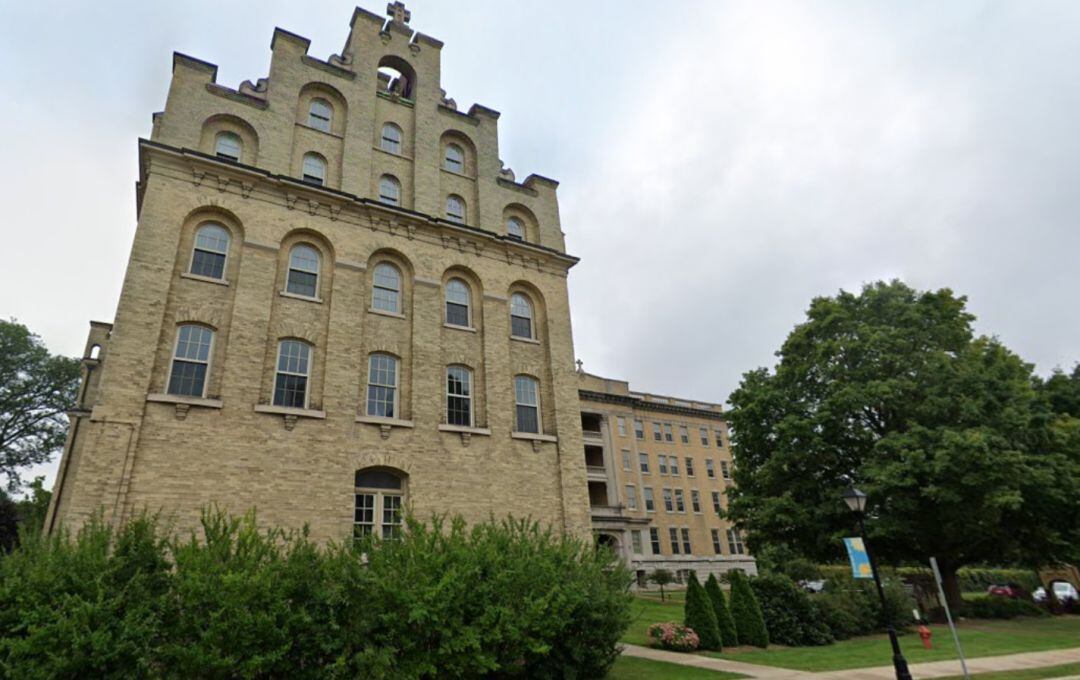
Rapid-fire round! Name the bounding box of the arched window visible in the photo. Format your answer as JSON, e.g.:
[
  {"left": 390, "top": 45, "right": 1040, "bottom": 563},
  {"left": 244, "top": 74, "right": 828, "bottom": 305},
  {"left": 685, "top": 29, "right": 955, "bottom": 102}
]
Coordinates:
[
  {"left": 507, "top": 217, "right": 525, "bottom": 241},
  {"left": 286, "top": 244, "right": 320, "bottom": 298},
  {"left": 378, "top": 175, "right": 401, "bottom": 206},
  {"left": 445, "top": 278, "right": 471, "bottom": 327},
  {"left": 366, "top": 353, "right": 398, "bottom": 418},
  {"left": 167, "top": 325, "right": 214, "bottom": 397},
  {"left": 514, "top": 375, "right": 541, "bottom": 434},
  {"left": 445, "top": 195, "right": 465, "bottom": 224},
  {"left": 443, "top": 143, "right": 464, "bottom": 173},
  {"left": 510, "top": 293, "right": 534, "bottom": 339},
  {"left": 274, "top": 340, "right": 311, "bottom": 408},
  {"left": 214, "top": 132, "right": 242, "bottom": 161},
  {"left": 372, "top": 262, "right": 401, "bottom": 313},
  {"left": 446, "top": 365, "right": 472, "bottom": 427},
  {"left": 308, "top": 98, "right": 332, "bottom": 132},
  {"left": 302, "top": 153, "right": 326, "bottom": 185},
  {"left": 189, "top": 223, "right": 230, "bottom": 280},
  {"left": 380, "top": 123, "right": 402, "bottom": 154},
  {"left": 354, "top": 468, "right": 405, "bottom": 539}
]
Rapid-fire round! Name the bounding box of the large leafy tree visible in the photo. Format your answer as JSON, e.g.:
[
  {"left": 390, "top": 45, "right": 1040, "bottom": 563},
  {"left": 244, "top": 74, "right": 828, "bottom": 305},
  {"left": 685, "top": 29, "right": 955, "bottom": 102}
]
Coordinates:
[
  {"left": 726, "top": 281, "right": 1080, "bottom": 608},
  {"left": 0, "top": 319, "right": 80, "bottom": 490}
]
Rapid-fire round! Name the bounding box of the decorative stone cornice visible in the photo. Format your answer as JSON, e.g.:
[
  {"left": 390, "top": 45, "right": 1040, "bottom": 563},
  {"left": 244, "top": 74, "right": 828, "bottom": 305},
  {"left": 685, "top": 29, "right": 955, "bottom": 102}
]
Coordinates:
[{"left": 577, "top": 389, "right": 725, "bottom": 421}]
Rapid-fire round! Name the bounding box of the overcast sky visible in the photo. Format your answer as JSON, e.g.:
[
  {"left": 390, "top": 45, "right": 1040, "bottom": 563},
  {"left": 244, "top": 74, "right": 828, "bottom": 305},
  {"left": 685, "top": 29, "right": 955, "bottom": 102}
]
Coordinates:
[{"left": 3, "top": 1, "right": 1080, "bottom": 485}]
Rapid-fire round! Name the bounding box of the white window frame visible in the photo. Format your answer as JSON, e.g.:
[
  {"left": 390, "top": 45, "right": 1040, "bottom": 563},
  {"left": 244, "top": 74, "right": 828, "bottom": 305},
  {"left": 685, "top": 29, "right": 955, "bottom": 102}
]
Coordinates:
[
  {"left": 657, "top": 455, "right": 668, "bottom": 475},
  {"left": 444, "top": 143, "right": 465, "bottom": 173},
  {"left": 674, "top": 488, "right": 685, "bottom": 513},
  {"left": 662, "top": 488, "right": 673, "bottom": 513},
  {"left": 700, "top": 427, "right": 710, "bottom": 446},
  {"left": 506, "top": 216, "right": 525, "bottom": 240},
  {"left": 214, "top": 131, "right": 242, "bottom": 161},
  {"left": 380, "top": 122, "right": 402, "bottom": 154},
  {"left": 634, "top": 419, "right": 645, "bottom": 440},
  {"left": 712, "top": 529, "right": 723, "bottom": 554},
  {"left": 685, "top": 457, "right": 695, "bottom": 477},
  {"left": 706, "top": 458, "right": 715, "bottom": 479},
  {"left": 445, "top": 364, "right": 473, "bottom": 427},
  {"left": 616, "top": 416, "right": 627, "bottom": 437},
  {"left": 444, "top": 278, "right": 471, "bottom": 327},
  {"left": 509, "top": 293, "right": 535, "bottom": 339},
  {"left": 353, "top": 470, "right": 405, "bottom": 541},
  {"left": 308, "top": 98, "right": 333, "bottom": 132},
  {"left": 621, "top": 449, "right": 632, "bottom": 471},
  {"left": 301, "top": 153, "right": 327, "bottom": 185},
  {"left": 625, "top": 484, "right": 637, "bottom": 510},
  {"left": 166, "top": 324, "right": 214, "bottom": 398},
  {"left": 378, "top": 174, "right": 401, "bottom": 206},
  {"left": 670, "top": 457, "right": 680, "bottom": 476},
  {"left": 273, "top": 340, "right": 312, "bottom": 409},
  {"left": 189, "top": 223, "right": 230, "bottom": 280},
  {"left": 669, "top": 527, "right": 680, "bottom": 554},
  {"left": 681, "top": 527, "right": 692, "bottom": 555},
  {"left": 513, "top": 374, "right": 541, "bottom": 434},
  {"left": 679, "top": 425, "right": 689, "bottom": 444},
  {"left": 446, "top": 194, "right": 465, "bottom": 223},
  {"left": 366, "top": 353, "right": 399, "bottom": 418},
  {"left": 631, "top": 529, "right": 643, "bottom": 555},
  {"left": 643, "top": 487, "right": 655, "bottom": 512},
  {"left": 691, "top": 489, "right": 701, "bottom": 513},
  {"left": 372, "top": 262, "right": 402, "bottom": 313},
  {"left": 638, "top": 452, "right": 649, "bottom": 474},
  {"left": 727, "top": 528, "right": 745, "bottom": 555},
  {"left": 649, "top": 527, "right": 661, "bottom": 554},
  {"left": 721, "top": 460, "right": 732, "bottom": 480},
  {"left": 712, "top": 491, "right": 722, "bottom": 515}
]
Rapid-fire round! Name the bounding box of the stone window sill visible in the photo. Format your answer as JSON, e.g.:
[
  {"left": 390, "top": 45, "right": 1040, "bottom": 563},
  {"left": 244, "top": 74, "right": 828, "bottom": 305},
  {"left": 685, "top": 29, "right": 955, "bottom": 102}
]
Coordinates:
[
  {"left": 372, "top": 145, "right": 414, "bottom": 161},
  {"left": 368, "top": 307, "right": 406, "bottom": 319},
  {"left": 440, "top": 167, "right": 476, "bottom": 181},
  {"left": 356, "top": 414, "right": 414, "bottom": 439},
  {"left": 181, "top": 272, "right": 229, "bottom": 287},
  {"left": 512, "top": 431, "right": 557, "bottom": 451},
  {"left": 147, "top": 393, "right": 223, "bottom": 419},
  {"left": 279, "top": 290, "right": 323, "bottom": 304},
  {"left": 443, "top": 323, "right": 476, "bottom": 333},
  {"left": 510, "top": 335, "right": 540, "bottom": 345},
  {"left": 255, "top": 403, "right": 326, "bottom": 430},
  {"left": 439, "top": 423, "right": 491, "bottom": 446}
]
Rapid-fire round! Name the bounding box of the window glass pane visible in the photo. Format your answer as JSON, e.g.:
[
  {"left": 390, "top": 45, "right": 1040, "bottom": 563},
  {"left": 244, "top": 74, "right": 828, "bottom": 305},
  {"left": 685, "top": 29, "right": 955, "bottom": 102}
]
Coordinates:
[
  {"left": 355, "top": 469, "right": 402, "bottom": 489},
  {"left": 445, "top": 279, "right": 470, "bottom": 326},
  {"left": 444, "top": 144, "right": 464, "bottom": 172},
  {"left": 382, "top": 494, "right": 403, "bottom": 539},
  {"left": 286, "top": 245, "right": 320, "bottom": 297},
  {"left": 367, "top": 354, "right": 397, "bottom": 418},
  {"left": 215, "top": 132, "right": 242, "bottom": 160},
  {"left": 380, "top": 123, "right": 401, "bottom": 153},
  {"left": 507, "top": 217, "right": 525, "bottom": 239},
  {"left": 372, "top": 263, "right": 401, "bottom": 312},
  {"left": 195, "top": 224, "right": 230, "bottom": 253},
  {"left": 514, "top": 375, "right": 538, "bottom": 406},
  {"left": 446, "top": 366, "right": 471, "bottom": 426},
  {"left": 168, "top": 361, "right": 206, "bottom": 397},
  {"left": 353, "top": 493, "right": 375, "bottom": 537},
  {"left": 274, "top": 373, "right": 307, "bottom": 407},
  {"left": 309, "top": 99, "right": 332, "bottom": 132},
  {"left": 302, "top": 154, "right": 326, "bottom": 184},
  {"left": 378, "top": 175, "right": 401, "bottom": 205},
  {"left": 175, "top": 325, "right": 213, "bottom": 362},
  {"left": 446, "top": 195, "right": 465, "bottom": 223}
]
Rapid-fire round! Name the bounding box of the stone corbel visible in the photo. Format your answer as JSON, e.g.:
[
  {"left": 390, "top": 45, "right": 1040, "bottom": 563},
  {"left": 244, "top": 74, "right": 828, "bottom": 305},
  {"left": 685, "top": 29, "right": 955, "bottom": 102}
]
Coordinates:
[
  {"left": 406, "top": 224, "right": 417, "bottom": 240},
  {"left": 284, "top": 414, "right": 298, "bottom": 431},
  {"left": 328, "top": 204, "right": 342, "bottom": 221},
  {"left": 460, "top": 432, "right": 471, "bottom": 447},
  {"left": 307, "top": 200, "right": 320, "bottom": 216},
  {"left": 408, "top": 42, "right": 421, "bottom": 55},
  {"left": 380, "top": 424, "right": 391, "bottom": 440},
  {"left": 174, "top": 403, "right": 190, "bottom": 420},
  {"left": 192, "top": 169, "right": 207, "bottom": 187},
  {"left": 285, "top": 193, "right": 301, "bottom": 210},
  {"left": 240, "top": 182, "right": 255, "bottom": 198},
  {"left": 472, "top": 242, "right": 485, "bottom": 257},
  {"left": 216, "top": 176, "right": 232, "bottom": 193},
  {"left": 532, "top": 440, "right": 541, "bottom": 453}
]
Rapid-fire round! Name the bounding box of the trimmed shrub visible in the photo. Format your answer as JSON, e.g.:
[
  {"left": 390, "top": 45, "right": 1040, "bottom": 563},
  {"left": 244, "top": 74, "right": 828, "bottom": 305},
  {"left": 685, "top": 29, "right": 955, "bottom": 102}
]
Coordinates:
[
  {"left": 683, "top": 573, "right": 722, "bottom": 650},
  {"left": 818, "top": 564, "right": 1041, "bottom": 594},
  {"left": 750, "top": 574, "right": 833, "bottom": 647},
  {"left": 961, "top": 596, "right": 1046, "bottom": 620},
  {"left": 704, "top": 574, "right": 738, "bottom": 647},
  {"left": 813, "top": 577, "right": 916, "bottom": 640},
  {"left": 647, "top": 622, "right": 699, "bottom": 652},
  {"left": 0, "top": 510, "right": 632, "bottom": 679},
  {"left": 728, "top": 570, "right": 769, "bottom": 648}
]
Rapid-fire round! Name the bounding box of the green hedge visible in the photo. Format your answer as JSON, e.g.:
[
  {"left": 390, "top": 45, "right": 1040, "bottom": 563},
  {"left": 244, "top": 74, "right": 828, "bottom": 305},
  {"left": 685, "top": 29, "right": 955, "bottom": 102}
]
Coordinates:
[
  {"left": 750, "top": 575, "right": 833, "bottom": 646},
  {"left": 0, "top": 511, "right": 632, "bottom": 679},
  {"left": 817, "top": 565, "right": 1041, "bottom": 593},
  {"left": 813, "top": 577, "right": 915, "bottom": 640},
  {"left": 960, "top": 596, "right": 1047, "bottom": 620}
]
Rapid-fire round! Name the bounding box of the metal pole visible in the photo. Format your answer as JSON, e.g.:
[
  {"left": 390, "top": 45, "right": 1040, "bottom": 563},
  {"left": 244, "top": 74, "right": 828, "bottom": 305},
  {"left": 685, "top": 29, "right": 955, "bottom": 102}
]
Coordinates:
[
  {"left": 859, "top": 514, "right": 913, "bottom": 680},
  {"left": 930, "top": 557, "right": 970, "bottom": 679}
]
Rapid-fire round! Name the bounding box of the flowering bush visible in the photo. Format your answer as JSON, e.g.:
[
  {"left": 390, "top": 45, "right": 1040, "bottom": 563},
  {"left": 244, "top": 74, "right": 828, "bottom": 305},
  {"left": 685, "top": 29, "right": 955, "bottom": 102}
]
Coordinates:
[{"left": 647, "top": 622, "right": 700, "bottom": 652}]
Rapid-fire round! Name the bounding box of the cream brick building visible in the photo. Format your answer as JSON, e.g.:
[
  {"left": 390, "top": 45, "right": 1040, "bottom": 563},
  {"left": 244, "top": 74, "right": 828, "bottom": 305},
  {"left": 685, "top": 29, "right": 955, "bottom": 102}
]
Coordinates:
[
  {"left": 578, "top": 372, "right": 756, "bottom": 584},
  {"left": 45, "top": 4, "right": 592, "bottom": 541}
]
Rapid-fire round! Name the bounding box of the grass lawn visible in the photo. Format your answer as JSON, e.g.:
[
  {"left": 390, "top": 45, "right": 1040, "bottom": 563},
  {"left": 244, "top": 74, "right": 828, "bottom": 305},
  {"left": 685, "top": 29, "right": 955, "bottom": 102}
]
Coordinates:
[
  {"left": 937, "top": 662, "right": 1080, "bottom": 680},
  {"left": 700, "top": 616, "right": 1080, "bottom": 672},
  {"left": 623, "top": 591, "right": 687, "bottom": 647},
  {"left": 606, "top": 656, "right": 746, "bottom": 679}
]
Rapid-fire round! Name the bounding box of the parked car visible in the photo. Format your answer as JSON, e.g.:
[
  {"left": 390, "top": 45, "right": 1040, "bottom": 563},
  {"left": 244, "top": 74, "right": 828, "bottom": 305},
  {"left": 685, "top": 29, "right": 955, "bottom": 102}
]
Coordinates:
[
  {"left": 987, "top": 583, "right": 1025, "bottom": 599},
  {"left": 800, "top": 579, "right": 826, "bottom": 593},
  {"left": 1033, "top": 581, "right": 1079, "bottom": 603}
]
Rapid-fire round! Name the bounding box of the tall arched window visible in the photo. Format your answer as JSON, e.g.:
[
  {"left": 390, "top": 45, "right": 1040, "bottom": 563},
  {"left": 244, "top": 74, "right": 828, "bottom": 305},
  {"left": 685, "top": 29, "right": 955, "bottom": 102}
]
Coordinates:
[
  {"left": 308, "top": 98, "right": 332, "bottom": 132},
  {"left": 514, "top": 375, "right": 541, "bottom": 434},
  {"left": 446, "top": 365, "right": 472, "bottom": 427},
  {"left": 445, "top": 278, "right": 471, "bottom": 327},
  {"left": 214, "top": 132, "right": 242, "bottom": 161},
  {"left": 302, "top": 153, "right": 326, "bottom": 185},
  {"left": 167, "top": 325, "right": 214, "bottom": 397},
  {"left": 506, "top": 217, "right": 525, "bottom": 241},
  {"left": 445, "top": 195, "right": 465, "bottom": 224},
  {"left": 378, "top": 175, "right": 401, "bottom": 206},
  {"left": 443, "top": 143, "right": 464, "bottom": 173},
  {"left": 274, "top": 340, "right": 311, "bottom": 408},
  {"left": 372, "top": 263, "right": 401, "bottom": 313},
  {"left": 189, "top": 223, "right": 230, "bottom": 280},
  {"left": 510, "top": 293, "right": 534, "bottom": 339},
  {"left": 354, "top": 468, "right": 405, "bottom": 539},
  {"left": 286, "top": 244, "right": 320, "bottom": 298},
  {"left": 366, "top": 353, "right": 398, "bottom": 418},
  {"left": 380, "top": 123, "right": 402, "bottom": 154}
]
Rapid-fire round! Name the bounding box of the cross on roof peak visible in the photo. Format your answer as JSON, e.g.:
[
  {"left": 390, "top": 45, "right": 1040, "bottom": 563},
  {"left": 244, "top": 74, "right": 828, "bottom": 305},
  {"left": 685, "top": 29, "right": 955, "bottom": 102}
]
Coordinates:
[{"left": 386, "top": 1, "right": 411, "bottom": 25}]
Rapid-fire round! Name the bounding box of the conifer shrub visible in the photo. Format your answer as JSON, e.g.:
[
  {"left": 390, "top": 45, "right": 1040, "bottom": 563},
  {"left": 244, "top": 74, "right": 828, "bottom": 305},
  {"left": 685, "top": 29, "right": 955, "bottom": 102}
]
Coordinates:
[
  {"left": 0, "top": 510, "right": 632, "bottom": 679},
  {"left": 750, "top": 574, "right": 833, "bottom": 646},
  {"left": 704, "top": 573, "right": 738, "bottom": 648},
  {"left": 683, "top": 573, "right": 723, "bottom": 650},
  {"left": 728, "top": 569, "right": 769, "bottom": 647}
]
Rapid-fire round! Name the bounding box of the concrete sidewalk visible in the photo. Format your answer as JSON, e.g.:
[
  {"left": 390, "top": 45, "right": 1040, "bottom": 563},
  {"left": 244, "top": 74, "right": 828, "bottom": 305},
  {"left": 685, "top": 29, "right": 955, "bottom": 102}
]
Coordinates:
[{"left": 620, "top": 644, "right": 1080, "bottom": 679}]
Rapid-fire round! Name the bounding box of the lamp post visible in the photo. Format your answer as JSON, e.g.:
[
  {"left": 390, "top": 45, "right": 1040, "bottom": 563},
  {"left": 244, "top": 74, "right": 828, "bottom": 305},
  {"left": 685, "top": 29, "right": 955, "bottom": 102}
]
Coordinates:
[{"left": 842, "top": 485, "right": 913, "bottom": 680}]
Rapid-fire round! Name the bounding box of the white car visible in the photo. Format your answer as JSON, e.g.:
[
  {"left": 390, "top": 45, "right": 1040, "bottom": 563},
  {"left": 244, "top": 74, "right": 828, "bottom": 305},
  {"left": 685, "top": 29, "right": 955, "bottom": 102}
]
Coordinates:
[{"left": 1033, "top": 582, "right": 1079, "bottom": 602}]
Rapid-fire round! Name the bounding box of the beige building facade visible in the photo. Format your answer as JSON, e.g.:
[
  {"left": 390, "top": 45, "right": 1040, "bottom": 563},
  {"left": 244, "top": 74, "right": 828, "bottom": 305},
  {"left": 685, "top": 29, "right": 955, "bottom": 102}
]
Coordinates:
[
  {"left": 579, "top": 372, "right": 756, "bottom": 584},
  {"left": 45, "top": 4, "right": 592, "bottom": 541}
]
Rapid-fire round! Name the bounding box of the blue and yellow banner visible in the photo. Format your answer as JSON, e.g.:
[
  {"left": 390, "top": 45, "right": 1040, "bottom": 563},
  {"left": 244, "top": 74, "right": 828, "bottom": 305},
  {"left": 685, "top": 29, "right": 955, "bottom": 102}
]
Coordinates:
[{"left": 843, "top": 537, "right": 873, "bottom": 579}]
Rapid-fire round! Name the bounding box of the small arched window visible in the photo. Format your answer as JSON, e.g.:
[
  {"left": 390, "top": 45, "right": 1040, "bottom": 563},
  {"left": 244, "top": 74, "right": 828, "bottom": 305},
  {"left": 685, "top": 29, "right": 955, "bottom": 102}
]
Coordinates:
[
  {"left": 507, "top": 217, "right": 525, "bottom": 241},
  {"left": 168, "top": 325, "right": 214, "bottom": 397},
  {"left": 308, "top": 98, "right": 332, "bottom": 132},
  {"left": 510, "top": 293, "right": 534, "bottom": 339},
  {"left": 446, "top": 365, "right": 472, "bottom": 427},
  {"left": 380, "top": 123, "right": 402, "bottom": 154},
  {"left": 354, "top": 468, "right": 405, "bottom": 539},
  {"left": 286, "top": 244, "right": 320, "bottom": 298},
  {"left": 445, "top": 278, "right": 471, "bottom": 327},
  {"left": 215, "top": 132, "right": 242, "bottom": 161},
  {"left": 444, "top": 143, "right": 464, "bottom": 173},
  {"left": 446, "top": 195, "right": 465, "bottom": 224},
  {"left": 378, "top": 175, "right": 401, "bottom": 206},
  {"left": 372, "top": 263, "right": 401, "bottom": 313},
  {"left": 189, "top": 223, "right": 230, "bottom": 280},
  {"left": 302, "top": 153, "right": 326, "bottom": 186},
  {"left": 366, "top": 353, "right": 398, "bottom": 418},
  {"left": 274, "top": 340, "right": 311, "bottom": 408},
  {"left": 514, "top": 375, "right": 541, "bottom": 434}
]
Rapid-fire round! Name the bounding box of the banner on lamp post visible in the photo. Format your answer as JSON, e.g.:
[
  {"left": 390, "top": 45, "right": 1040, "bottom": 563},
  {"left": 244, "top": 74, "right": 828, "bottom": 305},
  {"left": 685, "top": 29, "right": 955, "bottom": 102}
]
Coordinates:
[{"left": 843, "top": 537, "right": 873, "bottom": 579}]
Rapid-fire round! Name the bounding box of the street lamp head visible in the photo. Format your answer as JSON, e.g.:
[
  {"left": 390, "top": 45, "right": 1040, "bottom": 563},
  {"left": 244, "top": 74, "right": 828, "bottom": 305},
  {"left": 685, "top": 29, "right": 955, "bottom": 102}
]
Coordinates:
[{"left": 842, "top": 485, "right": 868, "bottom": 515}]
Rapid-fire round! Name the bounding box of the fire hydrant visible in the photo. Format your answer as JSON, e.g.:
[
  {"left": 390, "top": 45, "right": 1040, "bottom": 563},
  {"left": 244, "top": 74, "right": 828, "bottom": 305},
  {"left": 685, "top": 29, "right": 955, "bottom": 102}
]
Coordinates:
[{"left": 918, "top": 625, "right": 933, "bottom": 649}]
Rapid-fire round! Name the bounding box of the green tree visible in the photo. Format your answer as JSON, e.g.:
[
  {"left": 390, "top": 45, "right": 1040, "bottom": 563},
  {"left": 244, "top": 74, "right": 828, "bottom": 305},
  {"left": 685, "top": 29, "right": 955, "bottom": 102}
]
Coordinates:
[
  {"left": 704, "top": 573, "right": 738, "bottom": 647},
  {"left": 15, "top": 477, "right": 52, "bottom": 535},
  {"left": 728, "top": 570, "right": 768, "bottom": 647},
  {"left": 0, "top": 490, "right": 17, "bottom": 552},
  {"left": 683, "top": 573, "right": 722, "bottom": 650},
  {"left": 0, "top": 320, "right": 80, "bottom": 490},
  {"left": 648, "top": 568, "right": 675, "bottom": 602},
  {"left": 725, "top": 281, "right": 1080, "bottom": 608}
]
